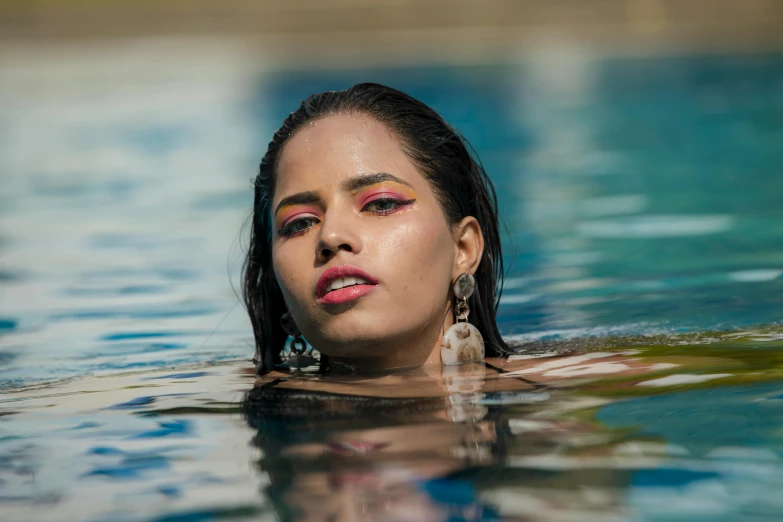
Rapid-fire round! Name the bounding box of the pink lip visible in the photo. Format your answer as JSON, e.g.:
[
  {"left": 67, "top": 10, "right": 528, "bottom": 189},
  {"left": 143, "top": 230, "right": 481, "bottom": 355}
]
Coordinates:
[
  {"left": 316, "top": 265, "right": 379, "bottom": 305},
  {"left": 326, "top": 441, "right": 390, "bottom": 455}
]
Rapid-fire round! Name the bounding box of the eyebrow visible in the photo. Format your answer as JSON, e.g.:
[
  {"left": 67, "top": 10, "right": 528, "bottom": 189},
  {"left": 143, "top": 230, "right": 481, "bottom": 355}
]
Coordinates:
[
  {"left": 274, "top": 190, "right": 321, "bottom": 216},
  {"left": 342, "top": 172, "right": 414, "bottom": 192},
  {"left": 273, "top": 173, "right": 413, "bottom": 216}
]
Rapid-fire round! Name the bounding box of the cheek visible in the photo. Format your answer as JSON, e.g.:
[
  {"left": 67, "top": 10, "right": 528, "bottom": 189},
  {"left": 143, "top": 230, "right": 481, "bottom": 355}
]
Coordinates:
[
  {"left": 272, "top": 242, "right": 311, "bottom": 303},
  {"left": 375, "top": 213, "right": 454, "bottom": 289}
]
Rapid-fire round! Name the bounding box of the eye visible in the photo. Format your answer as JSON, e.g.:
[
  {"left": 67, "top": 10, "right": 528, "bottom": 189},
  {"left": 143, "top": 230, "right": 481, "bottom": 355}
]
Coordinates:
[
  {"left": 362, "top": 197, "right": 415, "bottom": 215},
  {"left": 278, "top": 215, "right": 320, "bottom": 237}
]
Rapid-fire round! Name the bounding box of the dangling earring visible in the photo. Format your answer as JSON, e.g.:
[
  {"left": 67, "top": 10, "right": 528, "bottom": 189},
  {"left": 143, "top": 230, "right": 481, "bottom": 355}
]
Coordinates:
[
  {"left": 280, "top": 312, "right": 312, "bottom": 374},
  {"left": 441, "top": 273, "right": 485, "bottom": 366}
]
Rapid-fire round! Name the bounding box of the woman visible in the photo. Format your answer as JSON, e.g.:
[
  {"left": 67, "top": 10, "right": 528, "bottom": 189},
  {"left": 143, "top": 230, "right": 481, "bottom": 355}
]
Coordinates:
[
  {"left": 239, "top": 84, "right": 656, "bottom": 521},
  {"left": 243, "top": 82, "right": 510, "bottom": 376}
]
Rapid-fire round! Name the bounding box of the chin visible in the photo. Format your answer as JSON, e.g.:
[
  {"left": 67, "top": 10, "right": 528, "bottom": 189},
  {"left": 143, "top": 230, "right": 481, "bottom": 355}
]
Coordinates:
[
  {"left": 310, "top": 318, "right": 397, "bottom": 358},
  {"left": 314, "top": 330, "right": 389, "bottom": 358},
  {"left": 315, "top": 306, "right": 375, "bottom": 335}
]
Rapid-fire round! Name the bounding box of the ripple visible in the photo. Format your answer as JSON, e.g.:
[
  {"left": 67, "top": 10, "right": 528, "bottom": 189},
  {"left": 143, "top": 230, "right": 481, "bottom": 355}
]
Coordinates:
[
  {"left": 83, "top": 342, "right": 188, "bottom": 357},
  {"left": 0, "top": 270, "right": 23, "bottom": 283},
  {"left": 51, "top": 305, "right": 217, "bottom": 321},
  {"left": 0, "top": 318, "right": 17, "bottom": 332},
  {"left": 78, "top": 268, "right": 199, "bottom": 281},
  {"left": 143, "top": 372, "right": 212, "bottom": 380},
  {"left": 729, "top": 269, "right": 783, "bottom": 283},
  {"left": 577, "top": 214, "right": 734, "bottom": 238},
  {"left": 100, "top": 332, "right": 185, "bottom": 342},
  {"left": 84, "top": 455, "right": 169, "bottom": 480},
  {"left": 106, "top": 396, "right": 157, "bottom": 410},
  {"left": 129, "top": 420, "right": 194, "bottom": 439},
  {"left": 61, "top": 285, "right": 169, "bottom": 297},
  {"left": 637, "top": 374, "right": 733, "bottom": 387}
]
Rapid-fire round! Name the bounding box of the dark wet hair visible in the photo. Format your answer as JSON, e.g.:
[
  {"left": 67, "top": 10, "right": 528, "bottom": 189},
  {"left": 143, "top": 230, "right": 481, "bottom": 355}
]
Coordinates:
[{"left": 243, "top": 82, "right": 510, "bottom": 374}]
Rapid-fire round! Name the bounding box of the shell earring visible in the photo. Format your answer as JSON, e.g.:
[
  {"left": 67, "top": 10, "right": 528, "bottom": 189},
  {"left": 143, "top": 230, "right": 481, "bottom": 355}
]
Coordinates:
[{"left": 441, "top": 273, "right": 485, "bottom": 366}]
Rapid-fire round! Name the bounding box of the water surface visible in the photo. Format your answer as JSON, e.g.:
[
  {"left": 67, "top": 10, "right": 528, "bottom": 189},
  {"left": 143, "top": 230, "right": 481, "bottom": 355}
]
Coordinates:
[{"left": 1, "top": 44, "right": 783, "bottom": 520}]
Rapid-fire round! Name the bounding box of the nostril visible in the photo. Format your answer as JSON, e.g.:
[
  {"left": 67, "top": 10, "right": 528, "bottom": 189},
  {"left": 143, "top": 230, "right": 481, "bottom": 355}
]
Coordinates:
[{"left": 317, "top": 240, "right": 355, "bottom": 261}]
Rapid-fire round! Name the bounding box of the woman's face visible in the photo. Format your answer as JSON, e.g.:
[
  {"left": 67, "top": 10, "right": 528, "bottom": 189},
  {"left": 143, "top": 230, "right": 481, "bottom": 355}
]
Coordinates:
[{"left": 271, "top": 114, "right": 464, "bottom": 368}]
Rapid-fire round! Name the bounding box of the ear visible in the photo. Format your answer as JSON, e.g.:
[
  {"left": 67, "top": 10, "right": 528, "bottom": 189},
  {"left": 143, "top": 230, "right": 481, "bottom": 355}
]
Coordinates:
[{"left": 452, "top": 216, "right": 484, "bottom": 281}]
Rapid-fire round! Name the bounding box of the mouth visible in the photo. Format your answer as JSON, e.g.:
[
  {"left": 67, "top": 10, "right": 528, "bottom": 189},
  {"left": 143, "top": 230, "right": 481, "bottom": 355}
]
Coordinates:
[
  {"left": 325, "top": 441, "right": 390, "bottom": 455},
  {"left": 316, "top": 265, "right": 379, "bottom": 305}
]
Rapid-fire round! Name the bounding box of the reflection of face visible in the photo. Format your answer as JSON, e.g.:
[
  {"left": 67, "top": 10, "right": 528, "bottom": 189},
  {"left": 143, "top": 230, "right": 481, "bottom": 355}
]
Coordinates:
[
  {"left": 283, "top": 421, "right": 495, "bottom": 461},
  {"left": 276, "top": 421, "right": 496, "bottom": 522},
  {"left": 272, "top": 114, "right": 457, "bottom": 367}
]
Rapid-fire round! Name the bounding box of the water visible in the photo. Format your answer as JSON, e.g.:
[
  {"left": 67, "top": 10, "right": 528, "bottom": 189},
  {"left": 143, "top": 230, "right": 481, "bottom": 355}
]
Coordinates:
[{"left": 1, "top": 41, "right": 783, "bottom": 520}]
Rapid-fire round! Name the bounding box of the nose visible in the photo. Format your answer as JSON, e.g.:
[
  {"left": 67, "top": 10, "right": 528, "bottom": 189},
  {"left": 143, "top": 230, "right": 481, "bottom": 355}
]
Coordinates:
[{"left": 315, "top": 210, "right": 362, "bottom": 263}]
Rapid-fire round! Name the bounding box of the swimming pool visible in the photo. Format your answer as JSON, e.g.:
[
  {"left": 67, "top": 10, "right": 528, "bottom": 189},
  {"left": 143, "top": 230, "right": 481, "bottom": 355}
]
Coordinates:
[{"left": 1, "top": 44, "right": 783, "bottom": 521}]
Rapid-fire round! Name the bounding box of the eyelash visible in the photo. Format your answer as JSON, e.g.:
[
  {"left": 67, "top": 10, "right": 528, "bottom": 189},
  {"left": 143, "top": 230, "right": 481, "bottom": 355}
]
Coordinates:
[
  {"left": 361, "top": 196, "right": 416, "bottom": 215},
  {"left": 278, "top": 215, "right": 320, "bottom": 237},
  {"left": 277, "top": 197, "right": 416, "bottom": 238}
]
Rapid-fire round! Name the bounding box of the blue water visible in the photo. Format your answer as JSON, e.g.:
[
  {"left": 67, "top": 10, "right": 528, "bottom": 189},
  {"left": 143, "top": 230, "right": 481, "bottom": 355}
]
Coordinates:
[{"left": 1, "top": 44, "right": 783, "bottom": 521}]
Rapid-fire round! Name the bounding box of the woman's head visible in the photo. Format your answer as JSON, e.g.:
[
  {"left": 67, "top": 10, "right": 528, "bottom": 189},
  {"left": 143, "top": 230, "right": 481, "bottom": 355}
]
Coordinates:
[{"left": 244, "top": 82, "right": 508, "bottom": 374}]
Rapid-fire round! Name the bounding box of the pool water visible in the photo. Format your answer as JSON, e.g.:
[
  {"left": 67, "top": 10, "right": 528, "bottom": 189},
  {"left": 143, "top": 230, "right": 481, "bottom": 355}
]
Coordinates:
[{"left": 2, "top": 44, "right": 783, "bottom": 521}]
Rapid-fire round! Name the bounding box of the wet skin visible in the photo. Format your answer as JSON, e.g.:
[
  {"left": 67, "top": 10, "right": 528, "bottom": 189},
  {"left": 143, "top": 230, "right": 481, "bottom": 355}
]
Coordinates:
[{"left": 271, "top": 114, "right": 483, "bottom": 372}]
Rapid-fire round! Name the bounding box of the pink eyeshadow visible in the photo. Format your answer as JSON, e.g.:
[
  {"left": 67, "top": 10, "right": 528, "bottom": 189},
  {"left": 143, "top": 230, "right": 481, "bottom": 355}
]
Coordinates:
[
  {"left": 276, "top": 206, "right": 321, "bottom": 228},
  {"left": 358, "top": 186, "right": 416, "bottom": 207}
]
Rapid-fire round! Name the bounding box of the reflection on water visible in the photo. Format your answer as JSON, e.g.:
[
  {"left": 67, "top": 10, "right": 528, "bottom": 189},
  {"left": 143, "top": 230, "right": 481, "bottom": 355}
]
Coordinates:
[
  {"left": 4, "top": 328, "right": 783, "bottom": 520},
  {"left": 242, "top": 328, "right": 783, "bottom": 521},
  {"left": 0, "top": 363, "right": 265, "bottom": 521},
  {"left": 2, "top": 39, "right": 783, "bottom": 521}
]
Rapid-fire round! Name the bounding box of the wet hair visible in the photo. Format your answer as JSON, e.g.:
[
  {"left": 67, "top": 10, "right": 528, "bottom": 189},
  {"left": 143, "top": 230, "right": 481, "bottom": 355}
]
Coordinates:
[{"left": 243, "top": 82, "right": 510, "bottom": 374}]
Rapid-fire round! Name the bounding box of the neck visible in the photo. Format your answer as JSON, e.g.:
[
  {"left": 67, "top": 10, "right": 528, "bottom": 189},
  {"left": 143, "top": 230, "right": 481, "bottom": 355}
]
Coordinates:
[{"left": 327, "top": 309, "right": 455, "bottom": 375}]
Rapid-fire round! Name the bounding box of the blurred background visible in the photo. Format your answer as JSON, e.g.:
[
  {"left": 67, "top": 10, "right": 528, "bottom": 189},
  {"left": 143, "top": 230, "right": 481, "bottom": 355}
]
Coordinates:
[{"left": 2, "top": 0, "right": 783, "bottom": 387}]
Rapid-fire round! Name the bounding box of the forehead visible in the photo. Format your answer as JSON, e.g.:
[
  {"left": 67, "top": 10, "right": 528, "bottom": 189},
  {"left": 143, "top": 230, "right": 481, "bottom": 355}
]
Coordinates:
[{"left": 274, "top": 114, "right": 421, "bottom": 197}]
